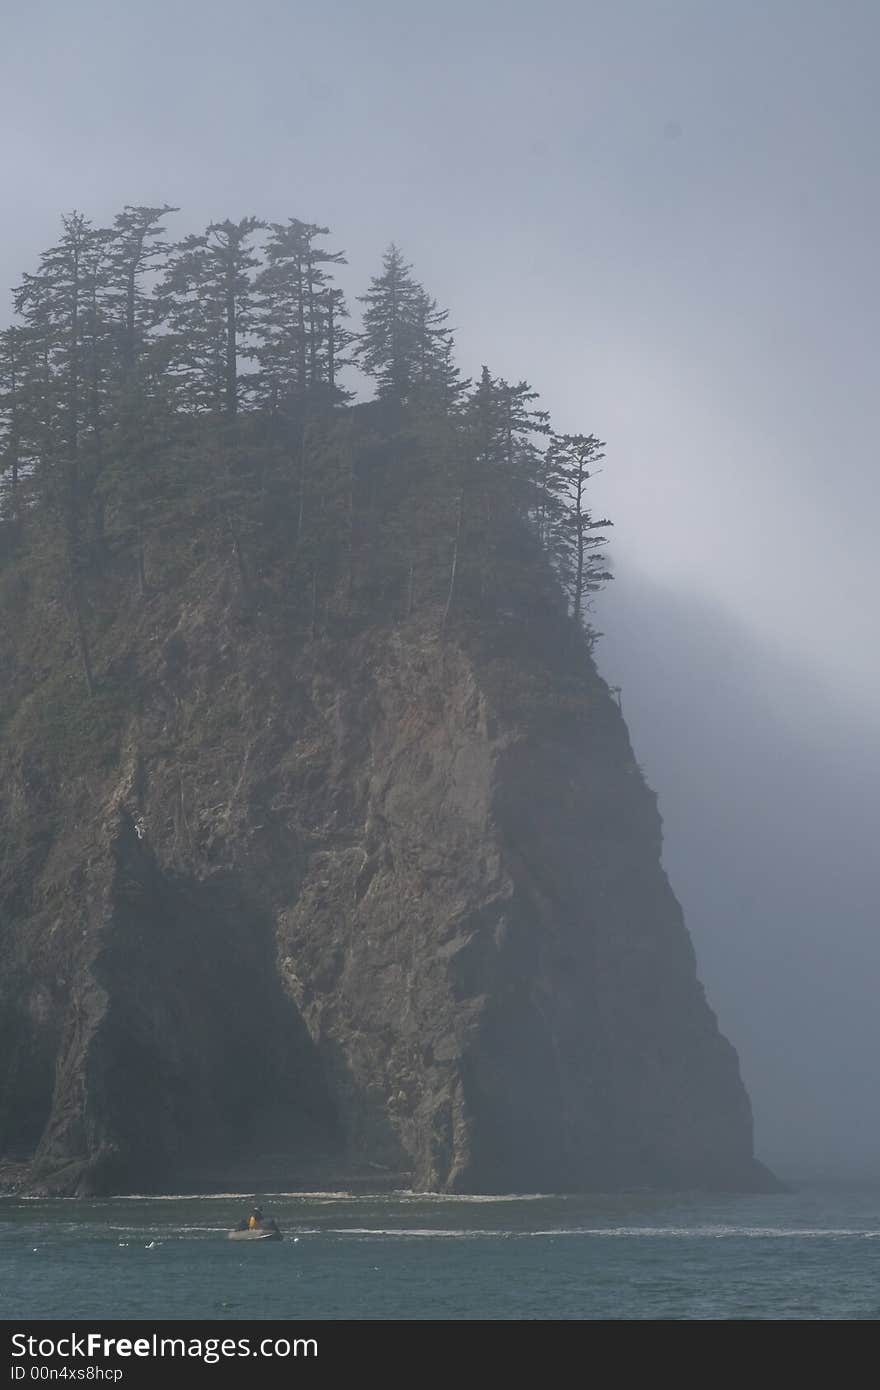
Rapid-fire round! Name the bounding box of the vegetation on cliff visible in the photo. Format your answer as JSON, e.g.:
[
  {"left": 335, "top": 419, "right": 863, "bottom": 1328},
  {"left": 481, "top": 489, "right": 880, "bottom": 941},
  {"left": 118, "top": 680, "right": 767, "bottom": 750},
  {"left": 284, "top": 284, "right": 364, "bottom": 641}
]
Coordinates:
[
  {"left": 0, "top": 208, "right": 610, "bottom": 709},
  {"left": 0, "top": 210, "right": 772, "bottom": 1197}
]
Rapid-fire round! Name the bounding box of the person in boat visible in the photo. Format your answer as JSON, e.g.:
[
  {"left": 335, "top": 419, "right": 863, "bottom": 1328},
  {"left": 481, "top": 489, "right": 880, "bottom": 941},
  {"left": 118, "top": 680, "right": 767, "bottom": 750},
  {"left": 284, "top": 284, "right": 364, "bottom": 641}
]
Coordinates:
[
  {"left": 248, "top": 1206, "right": 264, "bottom": 1230},
  {"left": 266, "top": 1218, "right": 281, "bottom": 1236},
  {"left": 235, "top": 1218, "right": 248, "bottom": 1231}
]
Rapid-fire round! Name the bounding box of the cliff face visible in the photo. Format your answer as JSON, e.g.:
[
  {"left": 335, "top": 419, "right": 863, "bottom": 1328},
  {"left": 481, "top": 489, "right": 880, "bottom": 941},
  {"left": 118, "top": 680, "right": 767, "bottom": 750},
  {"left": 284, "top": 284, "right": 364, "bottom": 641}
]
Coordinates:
[{"left": 0, "top": 550, "right": 772, "bottom": 1195}]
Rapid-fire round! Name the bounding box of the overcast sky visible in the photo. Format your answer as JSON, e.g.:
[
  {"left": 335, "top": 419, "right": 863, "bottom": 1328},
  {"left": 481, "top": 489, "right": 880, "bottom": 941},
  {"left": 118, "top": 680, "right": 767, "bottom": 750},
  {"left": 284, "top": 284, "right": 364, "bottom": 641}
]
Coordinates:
[
  {"left": 4, "top": 1, "right": 878, "bottom": 1170},
  {"left": 4, "top": 0, "right": 878, "bottom": 709}
]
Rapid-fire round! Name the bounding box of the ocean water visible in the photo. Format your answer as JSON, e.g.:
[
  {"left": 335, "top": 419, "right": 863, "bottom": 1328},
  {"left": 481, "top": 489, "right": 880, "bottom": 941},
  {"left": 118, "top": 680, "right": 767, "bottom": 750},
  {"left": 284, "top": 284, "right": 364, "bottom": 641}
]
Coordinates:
[{"left": 2, "top": 1185, "right": 879, "bottom": 1320}]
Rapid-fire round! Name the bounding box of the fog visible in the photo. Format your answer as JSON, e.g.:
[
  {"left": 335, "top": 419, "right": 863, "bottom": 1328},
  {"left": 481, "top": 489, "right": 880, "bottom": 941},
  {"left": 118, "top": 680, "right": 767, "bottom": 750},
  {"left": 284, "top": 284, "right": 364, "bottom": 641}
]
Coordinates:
[
  {"left": 597, "top": 572, "right": 880, "bottom": 1177},
  {"left": 4, "top": 0, "right": 877, "bottom": 1174}
]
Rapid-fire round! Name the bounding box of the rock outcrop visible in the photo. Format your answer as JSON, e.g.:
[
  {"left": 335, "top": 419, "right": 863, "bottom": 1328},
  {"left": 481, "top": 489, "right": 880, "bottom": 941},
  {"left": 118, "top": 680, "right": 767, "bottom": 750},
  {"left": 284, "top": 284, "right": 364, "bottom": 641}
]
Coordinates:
[{"left": 0, "top": 549, "right": 774, "bottom": 1195}]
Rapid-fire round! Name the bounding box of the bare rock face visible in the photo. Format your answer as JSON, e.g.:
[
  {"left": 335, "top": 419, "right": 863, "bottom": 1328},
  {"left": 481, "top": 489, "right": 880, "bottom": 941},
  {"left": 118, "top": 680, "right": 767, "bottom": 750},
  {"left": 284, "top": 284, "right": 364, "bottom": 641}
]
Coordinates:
[{"left": 0, "top": 582, "right": 774, "bottom": 1195}]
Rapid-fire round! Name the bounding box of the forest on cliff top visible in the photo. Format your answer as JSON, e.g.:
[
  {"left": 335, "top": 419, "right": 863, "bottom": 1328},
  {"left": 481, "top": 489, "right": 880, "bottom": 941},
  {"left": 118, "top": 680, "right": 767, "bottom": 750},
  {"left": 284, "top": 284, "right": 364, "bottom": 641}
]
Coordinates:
[{"left": 0, "top": 209, "right": 611, "bottom": 712}]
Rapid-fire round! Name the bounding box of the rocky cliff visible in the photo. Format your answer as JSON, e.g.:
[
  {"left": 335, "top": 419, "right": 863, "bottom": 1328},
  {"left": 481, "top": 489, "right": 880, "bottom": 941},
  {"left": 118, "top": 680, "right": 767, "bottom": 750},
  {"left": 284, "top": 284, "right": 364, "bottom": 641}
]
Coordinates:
[{"left": 0, "top": 536, "right": 774, "bottom": 1196}]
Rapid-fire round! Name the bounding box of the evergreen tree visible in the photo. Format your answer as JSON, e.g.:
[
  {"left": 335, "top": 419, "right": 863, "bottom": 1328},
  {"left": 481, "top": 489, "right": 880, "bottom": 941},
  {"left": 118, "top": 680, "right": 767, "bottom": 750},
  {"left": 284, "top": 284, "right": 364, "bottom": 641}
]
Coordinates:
[
  {"left": 321, "top": 285, "right": 356, "bottom": 402},
  {"left": 0, "top": 200, "right": 614, "bottom": 676},
  {"left": 412, "top": 289, "right": 449, "bottom": 383},
  {"left": 545, "top": 432, "right": 612, "bottom": 622},
  {"left": 158, "top": 216, "right": 264, "bottom": 416},
  {"left": 0, "top": 329, "right": 22, "bottom": 517},
  {"left": 11, "top": 212, "right": 118, "bottom": 538},
  {"left": 99, "top": 206, "right": 177, "bottom": 589},
  {"left": 356, "top": 244, "right": 423, "bottom": 400},
  {"left": 11, "top": 213, "right": 108, "bottom": 691},
  {"left": 14, "top": 214, "right": 90, "bottom": 473},
  {"left": 7, "top": 297, "right": 55, "bottom": 510},
  {"left": 105, "top": 204, "right": 178, "bottom": 372},
  {"left": 442, "top": 368, "right": 549, "bottom": 614},
  {"left": 252, "top": 219, "right": 351, "bottom": 410}
]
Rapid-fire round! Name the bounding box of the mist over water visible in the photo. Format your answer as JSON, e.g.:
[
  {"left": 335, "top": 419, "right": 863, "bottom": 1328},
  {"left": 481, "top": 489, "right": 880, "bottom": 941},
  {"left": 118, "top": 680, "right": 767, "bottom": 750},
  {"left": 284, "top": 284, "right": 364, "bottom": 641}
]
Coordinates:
[{"left": 596, "top": 572, "right": 880, "bottom": 1179}]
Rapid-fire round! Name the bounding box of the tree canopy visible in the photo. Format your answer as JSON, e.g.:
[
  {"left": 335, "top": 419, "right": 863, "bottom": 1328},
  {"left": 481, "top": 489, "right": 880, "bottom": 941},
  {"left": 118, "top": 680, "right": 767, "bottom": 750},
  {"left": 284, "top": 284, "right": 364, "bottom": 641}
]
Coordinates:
[{"left": 0, "top": 207, "right": 612, "bottom": 694}]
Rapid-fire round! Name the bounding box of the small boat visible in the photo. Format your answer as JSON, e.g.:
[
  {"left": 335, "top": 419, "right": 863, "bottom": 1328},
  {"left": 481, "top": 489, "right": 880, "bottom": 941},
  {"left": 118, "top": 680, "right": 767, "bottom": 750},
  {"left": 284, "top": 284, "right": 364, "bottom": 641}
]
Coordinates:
[{"left": 227, "top": 1226, "right": 283, "bottom": 1242}]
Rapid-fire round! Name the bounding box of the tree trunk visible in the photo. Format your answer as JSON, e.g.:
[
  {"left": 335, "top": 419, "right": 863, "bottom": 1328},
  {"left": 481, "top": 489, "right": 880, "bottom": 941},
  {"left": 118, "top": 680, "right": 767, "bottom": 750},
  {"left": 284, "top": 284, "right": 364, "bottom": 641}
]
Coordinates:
[
  {"left": 6, "top": 331, "right": 20, "bottom": 517},
  {"left": 306, "top": 252, "right": 319, "bottom": 387},
  {"left": 327, "top": 294, "right": 336, "bottom": 391},
  {"left": 125, "top": 262, "right": 137, "bottom": 369},
  {"left": 574, "top": 466, "right": 585, "bottom": 623},
  {"left": 225, "top": 278, "right": 237, "bottom": 417},
  {"left": 70, "top": 243, "right": 80, "bottom": 468},
  {"left": 296, "top": 256, "right": 308, "bottom": 391}
]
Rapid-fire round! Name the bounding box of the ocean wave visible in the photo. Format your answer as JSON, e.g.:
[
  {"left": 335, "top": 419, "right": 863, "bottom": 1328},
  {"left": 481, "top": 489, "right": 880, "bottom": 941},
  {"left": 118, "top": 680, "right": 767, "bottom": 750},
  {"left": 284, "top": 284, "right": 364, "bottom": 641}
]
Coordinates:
[
  {"left": 325, "top": 1224, "right": 880, "bottom": 1240},
  {"left": 328, "top": 1228, "right": 499, "bottom": 1238},
  {"left": 111, "top": 1193, "right": 266, "bottom": 1202},
  {"left": 104, "top": 1190, "right": 561, "bottom": 1203},
  {"left": 530, "top": 1226, "right": 880, "bottom": 1239},
  {"left": 390, "top": 1191, "right": 554, "bottom": 1202}
]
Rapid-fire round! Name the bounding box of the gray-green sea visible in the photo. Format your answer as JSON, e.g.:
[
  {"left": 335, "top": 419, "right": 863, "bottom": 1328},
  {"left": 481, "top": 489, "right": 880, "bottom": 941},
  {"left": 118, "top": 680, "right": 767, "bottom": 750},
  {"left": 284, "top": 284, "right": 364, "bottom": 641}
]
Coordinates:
[{"left": 2, "top": 1185, "right": 879, "bottom": 1320}]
